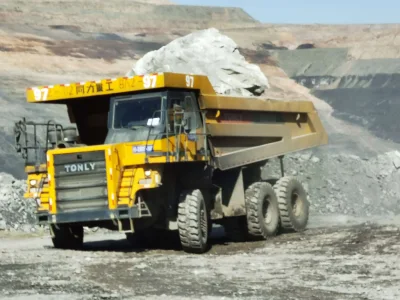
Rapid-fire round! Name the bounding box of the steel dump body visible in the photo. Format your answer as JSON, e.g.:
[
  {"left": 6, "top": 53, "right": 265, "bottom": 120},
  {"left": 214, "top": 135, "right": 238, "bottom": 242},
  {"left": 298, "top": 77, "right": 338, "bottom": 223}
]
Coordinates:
[
  {"left": 20, "top": 72, "right": 328, "bottom": 253},
  {"left": 200, "top": 94, "right": 327, "bottom": 170}
]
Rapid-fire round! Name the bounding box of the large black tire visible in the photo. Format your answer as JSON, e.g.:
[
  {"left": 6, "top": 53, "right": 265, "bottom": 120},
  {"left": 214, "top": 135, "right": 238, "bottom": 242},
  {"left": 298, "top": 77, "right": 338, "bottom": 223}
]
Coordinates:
[
  {"left": 245, "top": 182, "right": 280, "bottom": 239},
  {"left": 178, "top": 189, "right": 210, "bottom": 254},
  {"left": 274, "top": 176, "right": 309, "bottom": 232},
  {"left": 50, "top": 224, "right": 84, "bottom": 250}
]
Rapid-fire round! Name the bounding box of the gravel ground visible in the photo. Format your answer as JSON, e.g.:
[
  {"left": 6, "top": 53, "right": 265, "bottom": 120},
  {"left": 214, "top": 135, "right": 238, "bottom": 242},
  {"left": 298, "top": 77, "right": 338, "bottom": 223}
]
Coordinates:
[
  {"left": 281, "top": 150, "right": 400, "bottom": 217},
  {"left": 0, "top": 215, "right": 399, "bottom": 300}
]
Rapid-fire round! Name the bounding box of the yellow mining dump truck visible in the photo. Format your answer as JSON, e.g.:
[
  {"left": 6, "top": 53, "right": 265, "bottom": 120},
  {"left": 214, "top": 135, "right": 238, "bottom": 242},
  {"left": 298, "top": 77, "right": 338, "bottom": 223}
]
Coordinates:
[{"left": 17, "top": 72, "right": 328, "bottom": 253}]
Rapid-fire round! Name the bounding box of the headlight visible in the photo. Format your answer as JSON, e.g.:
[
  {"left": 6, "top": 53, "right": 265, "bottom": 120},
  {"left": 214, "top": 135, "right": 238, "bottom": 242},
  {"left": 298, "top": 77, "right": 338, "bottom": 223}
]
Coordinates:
[
  {"left": 29, "top": 179, "right": 37, "bottom": 186},
  {"left": 144, "top": 170, "right": 151, "bottom": 177}
]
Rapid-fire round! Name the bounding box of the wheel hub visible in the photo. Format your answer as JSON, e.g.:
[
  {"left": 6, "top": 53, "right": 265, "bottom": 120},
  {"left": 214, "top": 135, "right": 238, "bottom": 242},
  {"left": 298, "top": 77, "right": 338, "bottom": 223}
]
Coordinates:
[
  {"left": 262, "top": 197, "right": 272, "bottom": 225},
  {"left": 291, "top": 191, "right": 303, "bottom": 217}
]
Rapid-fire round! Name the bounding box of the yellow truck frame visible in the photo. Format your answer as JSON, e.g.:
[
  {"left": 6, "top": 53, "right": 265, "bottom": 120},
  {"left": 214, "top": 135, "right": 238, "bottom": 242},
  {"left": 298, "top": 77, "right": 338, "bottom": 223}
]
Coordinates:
[{"left": 18, "top": 72, "right": 328, "bottom": 253}]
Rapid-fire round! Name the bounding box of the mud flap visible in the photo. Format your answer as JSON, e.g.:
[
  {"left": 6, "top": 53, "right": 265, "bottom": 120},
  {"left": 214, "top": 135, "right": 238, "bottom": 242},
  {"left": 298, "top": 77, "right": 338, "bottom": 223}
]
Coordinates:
[{"left": 213, "top": 168, "right": 246, "bottom": 217}]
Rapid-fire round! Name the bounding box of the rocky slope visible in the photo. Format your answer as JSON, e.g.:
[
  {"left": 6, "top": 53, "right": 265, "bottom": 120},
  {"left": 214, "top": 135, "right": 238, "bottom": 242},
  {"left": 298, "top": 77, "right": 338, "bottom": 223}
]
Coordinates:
[
  {"left": 224, "top": 25, "right": 400, "bottom": 145},
  {"left": 1, "top": 1, "right": 400, "bottom": 231},
  {"left": 270, "top": 47, "right": 400, "bottom": 144}
]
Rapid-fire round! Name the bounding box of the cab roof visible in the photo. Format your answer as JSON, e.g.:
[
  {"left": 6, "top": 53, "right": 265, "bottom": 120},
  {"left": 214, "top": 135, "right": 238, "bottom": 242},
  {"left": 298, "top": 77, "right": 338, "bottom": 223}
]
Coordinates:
[
  {"left": 25, "top": 71, "right": 317, "bottom": 113},
  {"left": 26, "top": 72, "right": 216, "bottom": 103}
]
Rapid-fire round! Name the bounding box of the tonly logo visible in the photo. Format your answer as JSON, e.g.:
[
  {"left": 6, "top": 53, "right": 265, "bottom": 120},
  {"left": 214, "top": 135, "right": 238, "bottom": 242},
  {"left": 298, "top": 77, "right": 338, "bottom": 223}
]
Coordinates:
[{"left": 64, "top": 162, "right": 96, "bottom": 173}]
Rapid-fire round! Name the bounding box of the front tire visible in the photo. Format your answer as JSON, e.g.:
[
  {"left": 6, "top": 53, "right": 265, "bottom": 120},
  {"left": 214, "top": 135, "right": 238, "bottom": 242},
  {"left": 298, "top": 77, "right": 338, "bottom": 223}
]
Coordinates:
[
  {"left": 245, "top": 181, "right": 280, "bottom": 239},
  {"left": 50, "top": 224, "right": 84, "bottom": 250},
  {"left": 178, "top": 189, "right": 210, "bottom": 254}
]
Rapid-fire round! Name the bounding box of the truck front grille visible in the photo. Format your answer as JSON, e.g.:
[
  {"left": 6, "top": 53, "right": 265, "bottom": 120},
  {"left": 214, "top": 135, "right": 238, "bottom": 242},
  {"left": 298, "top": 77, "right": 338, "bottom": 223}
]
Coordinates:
[{"left": 53, "top": 150, "right": 108, "bottom": 213}]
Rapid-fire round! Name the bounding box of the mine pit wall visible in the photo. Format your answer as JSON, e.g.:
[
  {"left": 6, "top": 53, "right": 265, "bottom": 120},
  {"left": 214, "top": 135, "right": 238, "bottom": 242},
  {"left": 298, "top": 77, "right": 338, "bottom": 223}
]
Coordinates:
[
  {"left": 272, "top": 48, "right": 400, "bottom": 143},
  {"left": 0, "top": 1, "right": 259, "bottom": 32}
]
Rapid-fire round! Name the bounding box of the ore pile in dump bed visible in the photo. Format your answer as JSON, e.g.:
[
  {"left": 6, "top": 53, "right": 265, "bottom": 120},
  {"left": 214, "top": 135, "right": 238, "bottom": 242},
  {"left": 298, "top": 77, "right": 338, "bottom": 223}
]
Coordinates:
[{"left": 127, "top": 28, "right": 270, "bottom": 97}]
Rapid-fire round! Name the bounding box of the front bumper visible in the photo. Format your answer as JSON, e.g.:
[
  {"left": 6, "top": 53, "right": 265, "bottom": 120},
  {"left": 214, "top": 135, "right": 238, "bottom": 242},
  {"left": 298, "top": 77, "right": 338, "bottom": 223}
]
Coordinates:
[{"left": 36, "top": 206, "right": 139, "bottom": 225}]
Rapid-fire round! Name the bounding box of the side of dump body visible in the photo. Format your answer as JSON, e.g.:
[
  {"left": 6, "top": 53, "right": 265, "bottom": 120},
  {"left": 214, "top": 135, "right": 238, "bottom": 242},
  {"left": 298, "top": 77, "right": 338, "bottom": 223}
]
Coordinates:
[
  {"left": 19, "top": 72, "right": 328, "bottom": 254},
  {"left": 200, "top": 94, "right": 328, "bottom": 170}
]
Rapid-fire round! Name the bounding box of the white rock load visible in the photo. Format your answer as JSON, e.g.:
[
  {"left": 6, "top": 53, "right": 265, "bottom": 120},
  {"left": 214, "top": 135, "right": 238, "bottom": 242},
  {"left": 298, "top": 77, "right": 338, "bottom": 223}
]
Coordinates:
[{"left": 127, "top": 28, "right": 269, "bottom": 97}]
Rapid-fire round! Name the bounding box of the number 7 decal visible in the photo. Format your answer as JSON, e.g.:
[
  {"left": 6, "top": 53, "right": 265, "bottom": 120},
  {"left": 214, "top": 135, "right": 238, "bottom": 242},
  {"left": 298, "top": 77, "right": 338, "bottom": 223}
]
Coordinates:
[{"left": 186, "top": 75, "right": 194, "bottom": 88}]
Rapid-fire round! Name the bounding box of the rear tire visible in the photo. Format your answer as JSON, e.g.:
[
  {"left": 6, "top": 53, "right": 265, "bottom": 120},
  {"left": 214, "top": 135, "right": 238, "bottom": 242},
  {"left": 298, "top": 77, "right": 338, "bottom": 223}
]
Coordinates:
[
  {"left": 178, "top": 189, "right": 210, "bottom": 254},
  {"left": 50, "top": 224, "right": 84, "bottom": 250},
  {"left": 245, "top": 181, "right": 280, "bottom": 239},
  {"left": 274, "top": 176, "right": 309, "bottom": 232}
]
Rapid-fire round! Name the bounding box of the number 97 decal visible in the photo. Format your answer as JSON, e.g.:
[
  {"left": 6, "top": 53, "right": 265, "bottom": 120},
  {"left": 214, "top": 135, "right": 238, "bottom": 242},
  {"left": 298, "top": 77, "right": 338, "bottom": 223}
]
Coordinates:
[
  {"left": 143, "top": 75, "right": 157, "bottom": 88},
  {"left": 32, "top": 87, "right": 49, "bottom": 101}
]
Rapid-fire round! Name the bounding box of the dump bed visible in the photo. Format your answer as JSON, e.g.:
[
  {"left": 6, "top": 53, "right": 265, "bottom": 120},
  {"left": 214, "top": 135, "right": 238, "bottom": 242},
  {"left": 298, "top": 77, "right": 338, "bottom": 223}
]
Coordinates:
[
  {"left": 201, "top": 94, "right": 328, "bottom": 170},
  {"left": 25, "top": 72, "right": 328, "bottom": 170}
]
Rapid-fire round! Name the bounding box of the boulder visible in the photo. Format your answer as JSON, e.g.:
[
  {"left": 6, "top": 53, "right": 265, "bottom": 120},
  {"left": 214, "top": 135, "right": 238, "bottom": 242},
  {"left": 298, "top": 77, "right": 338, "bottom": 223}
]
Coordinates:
[{"left": 127, "top": 28, "right": 269, "bottom": 97}]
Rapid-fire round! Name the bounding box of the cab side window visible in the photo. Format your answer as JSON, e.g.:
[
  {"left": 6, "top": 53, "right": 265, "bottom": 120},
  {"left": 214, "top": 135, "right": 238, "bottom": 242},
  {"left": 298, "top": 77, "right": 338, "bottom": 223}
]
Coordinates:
[
  {"left": 167, "top": 92, "right": 201, "bottom": 133},
  {"left": 182, "top": 93, "right": 201, "bottom": 132}
]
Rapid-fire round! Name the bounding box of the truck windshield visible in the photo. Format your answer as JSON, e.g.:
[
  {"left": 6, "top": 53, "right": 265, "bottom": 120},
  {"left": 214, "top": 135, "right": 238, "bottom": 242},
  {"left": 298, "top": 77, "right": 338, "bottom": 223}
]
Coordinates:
[{"left": 113, "top": 96, "right": 161, "bottom": 129}]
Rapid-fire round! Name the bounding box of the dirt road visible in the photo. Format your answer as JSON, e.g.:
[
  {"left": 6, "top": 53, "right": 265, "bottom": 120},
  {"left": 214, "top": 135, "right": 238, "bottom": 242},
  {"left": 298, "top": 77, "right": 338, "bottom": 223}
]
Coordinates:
[{"left": 0, "top": 215, "right": 399, "bottom": 300}]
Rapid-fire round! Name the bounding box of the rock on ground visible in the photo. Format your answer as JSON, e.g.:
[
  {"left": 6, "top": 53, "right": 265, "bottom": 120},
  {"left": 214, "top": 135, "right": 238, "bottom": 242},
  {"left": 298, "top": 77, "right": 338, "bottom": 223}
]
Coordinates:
[
  {"left": 264, "top": 150, "right": 400, "bottom": 217},
  {"left": 0, "top": 172, "right": 107, "bottom": 234},
  {"left": 0, "top": 172, "right": 37, "bottom": 232},
  {"left": 127, "top": 28, "right": 269, "bottom": 97}
]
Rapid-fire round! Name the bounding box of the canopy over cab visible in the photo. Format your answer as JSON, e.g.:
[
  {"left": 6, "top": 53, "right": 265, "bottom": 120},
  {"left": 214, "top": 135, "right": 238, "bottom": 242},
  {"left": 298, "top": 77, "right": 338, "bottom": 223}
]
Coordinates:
[{"left": 24, "top": 72, "right": 328, "bottom": 170}]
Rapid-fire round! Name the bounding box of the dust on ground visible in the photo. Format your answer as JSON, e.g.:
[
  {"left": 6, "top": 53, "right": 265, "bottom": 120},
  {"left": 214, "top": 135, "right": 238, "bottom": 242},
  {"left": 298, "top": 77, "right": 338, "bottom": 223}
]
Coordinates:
[{"left": 0, "top": 215, "right": 399, "bottom": 300}]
